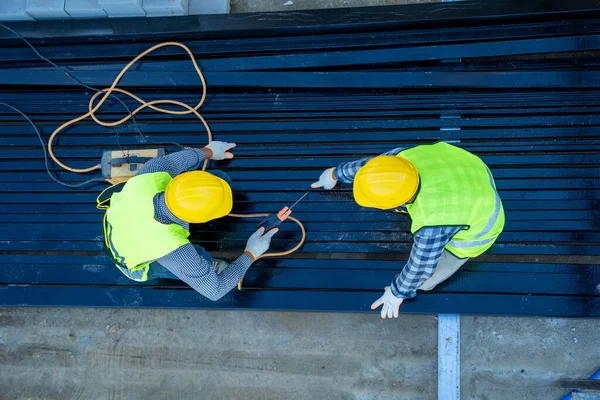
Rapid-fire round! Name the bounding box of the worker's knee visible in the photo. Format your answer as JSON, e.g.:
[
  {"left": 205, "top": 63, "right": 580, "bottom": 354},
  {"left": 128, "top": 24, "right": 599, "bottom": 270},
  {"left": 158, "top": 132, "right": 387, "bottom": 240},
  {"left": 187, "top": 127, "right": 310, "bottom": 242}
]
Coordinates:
[
  {"left": 418, "top": 274, "right": 453, "bottom": 292},
  {"left": 418, "top": 251, "right": 469, "bottom": 292},
  {"left": 419, "top": 281, "right": 438, "bottom": 291}
]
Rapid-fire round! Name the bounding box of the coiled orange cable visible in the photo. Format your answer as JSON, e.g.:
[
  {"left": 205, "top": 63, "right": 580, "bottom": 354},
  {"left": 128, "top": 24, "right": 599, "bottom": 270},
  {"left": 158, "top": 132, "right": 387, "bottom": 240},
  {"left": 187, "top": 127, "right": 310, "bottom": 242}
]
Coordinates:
[
  {"left": 48, "top": 42, "right": 211, "bottom": 173},
  {"left": 48, "top": 42, "right": 306, "bottom": 288}
]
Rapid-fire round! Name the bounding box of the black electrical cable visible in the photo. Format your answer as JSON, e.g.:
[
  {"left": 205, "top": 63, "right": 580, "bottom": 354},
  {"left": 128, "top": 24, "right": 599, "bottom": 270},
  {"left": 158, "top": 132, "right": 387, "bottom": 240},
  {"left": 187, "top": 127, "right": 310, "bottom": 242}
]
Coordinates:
[{"left": 0, "top": 102, "right": 103, "bottom": 188}]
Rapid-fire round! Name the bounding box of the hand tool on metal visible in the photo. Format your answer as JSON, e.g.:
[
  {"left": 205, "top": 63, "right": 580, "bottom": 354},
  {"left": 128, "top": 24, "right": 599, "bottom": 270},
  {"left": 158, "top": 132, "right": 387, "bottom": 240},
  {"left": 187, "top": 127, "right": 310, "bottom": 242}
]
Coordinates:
[{"left": 257, "top": 191, "right": 309, "bottom": 236}]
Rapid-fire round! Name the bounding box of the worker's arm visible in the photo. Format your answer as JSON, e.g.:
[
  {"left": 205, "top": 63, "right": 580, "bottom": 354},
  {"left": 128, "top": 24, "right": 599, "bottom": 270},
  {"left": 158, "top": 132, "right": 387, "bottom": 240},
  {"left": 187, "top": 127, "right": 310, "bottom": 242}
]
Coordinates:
[
  {"left": 154, "top": 228, "right": 276, "bottom": 301},
  {"left": 311, "top": 147, "right": 403, "bottom": 188},
  {"left": 391, "top": 226, "right": 463, "bottom": 298},
  {"left": 370, "top": 226, "right": 462, "bottom": 318},
  {"left": 136, "top": 141, "right": 236, "bottom": 177},
  {"left": 156, "top": 244, "right": 253, "bottom": 301}
]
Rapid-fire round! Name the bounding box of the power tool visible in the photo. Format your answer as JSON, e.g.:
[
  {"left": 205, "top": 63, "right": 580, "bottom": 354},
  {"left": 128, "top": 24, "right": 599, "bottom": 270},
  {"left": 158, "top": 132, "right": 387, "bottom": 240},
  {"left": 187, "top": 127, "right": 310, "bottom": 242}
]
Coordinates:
[
  {"left": 101, "top": 148, "right": 165, "bottom": 184},
  {"left": 257, "top": 191, "right": 309, "bottom": 236}
]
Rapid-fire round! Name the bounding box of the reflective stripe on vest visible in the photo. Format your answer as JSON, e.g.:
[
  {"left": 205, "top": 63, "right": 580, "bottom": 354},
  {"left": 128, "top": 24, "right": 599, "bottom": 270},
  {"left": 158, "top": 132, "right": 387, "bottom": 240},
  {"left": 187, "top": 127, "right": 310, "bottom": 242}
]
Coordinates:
[
  {"left": 115, "top": 261, "right": 146, "bottom": 281},
  {"left": 104, "top": 172, "right": 190, "bottom": 282},
  {"left": 104, "top": 216, "right": 149, "bottom": 282},
  {"left": 448, "top": 167, "right": 502, "bottom": 250},
  {"left": 400, "top": 142, "right": 505, "bottom": 258}
]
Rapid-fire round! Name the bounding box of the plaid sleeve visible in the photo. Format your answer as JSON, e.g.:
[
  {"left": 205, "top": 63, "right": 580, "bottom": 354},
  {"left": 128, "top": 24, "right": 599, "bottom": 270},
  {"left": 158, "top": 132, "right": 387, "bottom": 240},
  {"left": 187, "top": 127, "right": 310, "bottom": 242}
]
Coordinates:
[
  {"left": 157, "top": 244, "right": 253, "bottom": 301},
  {"left": 137, "top": 148, "right": 205, "bottom": 177},
  {"left": 333, "top": 147, "right": 404, "bottom": 183},
  {"left": 390, "top": 226, "right": 463, "bottom": 299}
]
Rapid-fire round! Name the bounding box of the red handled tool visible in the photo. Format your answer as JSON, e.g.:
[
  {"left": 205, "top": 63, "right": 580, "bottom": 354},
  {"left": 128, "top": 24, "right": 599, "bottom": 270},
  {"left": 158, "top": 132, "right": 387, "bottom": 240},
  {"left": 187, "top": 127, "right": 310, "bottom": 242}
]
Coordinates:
[{"left": 258, "top": 191, "right": 309, "bottom": 236}]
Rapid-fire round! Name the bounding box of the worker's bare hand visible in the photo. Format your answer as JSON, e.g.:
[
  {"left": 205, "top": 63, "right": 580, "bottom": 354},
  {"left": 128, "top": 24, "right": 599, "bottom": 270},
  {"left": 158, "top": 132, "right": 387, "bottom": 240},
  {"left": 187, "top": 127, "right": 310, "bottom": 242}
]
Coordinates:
[
  {"left": 370, "top": 287, "right": 403, "bottom": 319},
  {"left": 204, "top": 141, "right": 236, "bottom": 160},
  {"left": 311, "top": 167, "right": 338, "bottom": 190}
]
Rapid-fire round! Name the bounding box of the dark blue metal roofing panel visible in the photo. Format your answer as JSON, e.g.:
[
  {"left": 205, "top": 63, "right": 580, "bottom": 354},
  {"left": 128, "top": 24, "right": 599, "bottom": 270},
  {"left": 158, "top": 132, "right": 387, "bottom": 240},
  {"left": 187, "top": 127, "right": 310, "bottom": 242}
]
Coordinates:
[{"left": 0, "top": 1, "right": 598, "bottom": 316}]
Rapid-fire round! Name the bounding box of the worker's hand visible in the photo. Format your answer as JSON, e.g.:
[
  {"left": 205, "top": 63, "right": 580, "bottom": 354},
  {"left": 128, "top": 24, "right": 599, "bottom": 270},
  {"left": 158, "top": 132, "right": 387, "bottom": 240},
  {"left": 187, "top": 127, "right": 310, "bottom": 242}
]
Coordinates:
[
  {"left": 370, "top": 287, "right": 404, "bottom": 319},
  {"left": 311, "top": 167, "right": 337, "bottom": 190},
  {"left": 204, "top": 141, "right": 236, "bottom": 160},
  {"left": 244, "top": 227, "right": 279, "bottom": 261}
]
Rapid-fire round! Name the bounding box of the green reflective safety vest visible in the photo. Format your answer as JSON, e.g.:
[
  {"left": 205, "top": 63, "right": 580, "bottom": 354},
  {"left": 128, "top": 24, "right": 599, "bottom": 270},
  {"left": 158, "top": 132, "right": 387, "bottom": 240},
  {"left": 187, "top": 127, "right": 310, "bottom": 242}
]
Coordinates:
[
  {"left": 104, "top": 172, "right": 190, "bottom": 281},
  {"left": 399, "top": 142, "right": 505, "bottom": 259}
]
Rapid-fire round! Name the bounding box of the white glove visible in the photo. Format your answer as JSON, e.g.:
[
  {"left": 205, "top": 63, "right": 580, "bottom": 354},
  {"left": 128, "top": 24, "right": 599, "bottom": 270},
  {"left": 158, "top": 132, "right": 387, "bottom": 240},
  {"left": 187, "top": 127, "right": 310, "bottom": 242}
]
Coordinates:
[
  {"left": 245, "top": 227, "right": 278, "bottom": 261},
  {"left": 205, "top": 141, "right": 236, "bottom": 160},
  {"left": 310, "top": 167, "right": 338, "bottom": 190},
  {"left": 370, "top": 287, "right": 404, "bottom": 319}
]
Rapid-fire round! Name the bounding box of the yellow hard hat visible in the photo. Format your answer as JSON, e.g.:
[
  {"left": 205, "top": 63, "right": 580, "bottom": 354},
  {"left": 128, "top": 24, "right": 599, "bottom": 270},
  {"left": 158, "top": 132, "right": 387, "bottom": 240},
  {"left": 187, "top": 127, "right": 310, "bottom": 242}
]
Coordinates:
[
  {"left": 165, "top": 171, "right": 233, "bottom": 223},
  {"left": 353, "top": 156, "right": 419, "bottom": 209}
]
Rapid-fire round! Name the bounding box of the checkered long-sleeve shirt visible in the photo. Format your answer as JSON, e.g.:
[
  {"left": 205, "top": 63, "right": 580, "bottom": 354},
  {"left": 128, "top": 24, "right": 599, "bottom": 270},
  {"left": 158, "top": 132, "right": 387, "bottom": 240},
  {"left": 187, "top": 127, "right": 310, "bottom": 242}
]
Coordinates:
[
  {"left": 136, "top": 148, "right": 252, "bottom": 301},
  {"left": 334, "top": 147, "right": 464, "bottom": 299}
]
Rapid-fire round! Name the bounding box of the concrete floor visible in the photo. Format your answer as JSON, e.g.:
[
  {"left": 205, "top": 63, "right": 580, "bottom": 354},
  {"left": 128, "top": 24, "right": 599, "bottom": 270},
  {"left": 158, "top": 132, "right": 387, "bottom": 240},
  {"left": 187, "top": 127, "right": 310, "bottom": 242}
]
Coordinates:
[
  {"left": 0, "top": 308, "right": 437, "bottom": 400},
  {"left": 1, "top": 308, "right": 599, "bottom": 399},
  {"left": 1, "top": 1, "right": 599, "bottom": 399}
]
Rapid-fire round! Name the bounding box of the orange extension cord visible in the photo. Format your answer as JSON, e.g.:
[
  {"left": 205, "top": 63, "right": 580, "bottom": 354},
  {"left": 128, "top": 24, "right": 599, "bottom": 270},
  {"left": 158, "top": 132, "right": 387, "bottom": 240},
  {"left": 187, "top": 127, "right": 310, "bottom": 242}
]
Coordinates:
[{"left": 49, "top": 42, "right": 306, "bottom": 288}]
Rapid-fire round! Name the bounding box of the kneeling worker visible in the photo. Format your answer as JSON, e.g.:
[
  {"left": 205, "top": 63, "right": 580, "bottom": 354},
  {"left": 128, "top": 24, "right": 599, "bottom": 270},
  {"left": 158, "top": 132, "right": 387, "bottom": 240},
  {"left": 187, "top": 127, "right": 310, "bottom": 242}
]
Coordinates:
[
  {"left": 103, "top": 141, "right": 277, "bottom": 301},
  {"left": 311, "top": 142, "right": 504, "bottom": 318}
]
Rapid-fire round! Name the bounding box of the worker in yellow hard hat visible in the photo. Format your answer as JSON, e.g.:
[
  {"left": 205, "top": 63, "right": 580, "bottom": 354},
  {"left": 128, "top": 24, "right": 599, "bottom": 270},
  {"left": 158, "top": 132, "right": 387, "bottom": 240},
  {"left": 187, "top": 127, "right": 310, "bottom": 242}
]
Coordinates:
[
  {"left": 311, "top": 142, "right": 505, "bottom": 318},
  {"left": 103, "top": 141, "right": 277, "bottom": 301}
]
